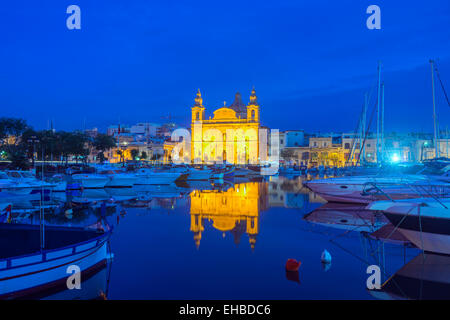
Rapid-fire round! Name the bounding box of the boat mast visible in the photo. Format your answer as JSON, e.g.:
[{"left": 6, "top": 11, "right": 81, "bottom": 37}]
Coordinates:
[
  {"left": 40, "top": 147, "right": 45, "bottom": 250},
  {"left": 376, "top": 61, "right": 382, "bottom": 164},
  {"left": 430, "top": 60, "right": 439, "bottom": 158},
  {"left": 362, "top": 92, "right": 368, "bottom": 163},
  {"left": 381, "top": 82, "right": 385, "bottom": 161}
]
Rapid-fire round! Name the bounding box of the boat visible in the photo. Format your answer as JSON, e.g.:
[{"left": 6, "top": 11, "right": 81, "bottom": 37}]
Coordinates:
[
  {"left": 72, "top": 173, "right": 110, "bottom": 189},
  {"left": 0, "top": 222, "right": 112, "bottom": 299},
  {"left": 0, "top": 172, "right": 50, "bottom": 198},
  {"left": 98, "top": 169, "right": 137, "bottom": 188},
  {"left": 367, "top": 198, "right": 450, "bottom": 255},
  {"left": 185, "top": 166, "right": 215, "bottom": 180},
  {"left": 134, "top": 168, "right": 186, "bottom": 185},
  {"left": 304, "top": 175, "right": 436, "bottom": 204},
  {"left": 370, "top": 253, "right": 450, "bottom": 300},
  {"left": 6, "top": 170, "right": 56, "bottom": 191},
  {"left": 233, "top": 166, "right": 261, "bottom": 178}
]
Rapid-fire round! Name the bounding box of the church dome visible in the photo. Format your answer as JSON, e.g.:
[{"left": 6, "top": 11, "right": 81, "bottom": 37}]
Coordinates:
[{"left": 212, "top": 107, "right": 237, "bottom": 120}]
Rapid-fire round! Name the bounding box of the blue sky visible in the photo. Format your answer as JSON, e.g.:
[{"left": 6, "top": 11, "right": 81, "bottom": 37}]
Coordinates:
[{"left": 0, "top": 0, "right": 449, "bottom": 133}]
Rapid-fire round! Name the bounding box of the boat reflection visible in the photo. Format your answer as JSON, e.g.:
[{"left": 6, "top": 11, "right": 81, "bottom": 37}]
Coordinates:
[
  {"left": 20, "top": 263, "right": 111, "bottom": 300},
  {"left": 303, "top": 202, "right": 388, "bottom": 233},
  {"left": 371, "top": 253, "right": 450, "bottom": 300}
]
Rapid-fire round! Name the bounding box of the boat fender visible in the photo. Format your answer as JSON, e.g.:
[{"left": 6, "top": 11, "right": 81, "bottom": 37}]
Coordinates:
[{"left": 321, "top": 249, "right": 332, "bottom": 264}]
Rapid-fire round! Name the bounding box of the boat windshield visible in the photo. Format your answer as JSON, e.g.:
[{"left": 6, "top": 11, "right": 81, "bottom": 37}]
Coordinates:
[
  {"left": 0, "top": 173, "right": 9, "bottom": 179},
  {"left": 20, "top": 172, "right": 34, "bottom": 178},
  {"left": 7, "top": 172, "right": 22, "bottom": 179}
]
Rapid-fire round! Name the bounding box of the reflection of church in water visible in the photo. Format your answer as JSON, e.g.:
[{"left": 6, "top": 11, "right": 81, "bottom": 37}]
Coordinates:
[{"left": 189, "top": 182, "right": 268, "bottom": 250}]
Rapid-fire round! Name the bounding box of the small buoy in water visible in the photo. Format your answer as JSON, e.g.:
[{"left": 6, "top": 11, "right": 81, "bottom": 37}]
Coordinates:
[
  {"left": 116, "top": 215, "right": 120, "bottom": 224},
  {"left": 285, "top": 259, "right": 301, "bottom": 272},
  {"left": 321, "top": 249, "right": 332, "bottom": 264}
]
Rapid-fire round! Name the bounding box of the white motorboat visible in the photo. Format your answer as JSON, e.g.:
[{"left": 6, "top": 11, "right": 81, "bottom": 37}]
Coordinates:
[
  {"left": 367, "top": 198, "right": 450, "bottom": 255},
  {"left": 72, "top": 173, "right": 109, "bottom": 189},
  {"left": 304, "top": 175, "right": 434, "bottom": 204},
  {"left": 98, "top": 169, "right": 137, "bottom": 188},
  {"left": 0, "top": 172, "right": 43, "bottom": 197},
  {"left": 134, "top": 168, "right": 186, "bottom": 185},
  {"left": 186, "top": 166, "right": 232, "bottom": 180},
  {"left": 6, "top": 171, "right": 56, "bottom": 190}
]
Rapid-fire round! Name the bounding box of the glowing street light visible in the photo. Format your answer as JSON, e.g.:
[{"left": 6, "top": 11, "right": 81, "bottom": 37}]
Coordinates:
[{"left": 391, "top": 153, "right": 400, "bottom": 163}]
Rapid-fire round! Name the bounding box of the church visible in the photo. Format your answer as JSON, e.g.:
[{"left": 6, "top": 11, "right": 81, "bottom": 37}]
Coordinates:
[{"left": 191, "top": 88, "right": 261, "bottom": 165}]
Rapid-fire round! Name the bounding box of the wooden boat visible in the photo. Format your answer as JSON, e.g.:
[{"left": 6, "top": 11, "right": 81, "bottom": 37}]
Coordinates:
[{"left": 0, "top": 222, "right": 112, "bottom": 299}]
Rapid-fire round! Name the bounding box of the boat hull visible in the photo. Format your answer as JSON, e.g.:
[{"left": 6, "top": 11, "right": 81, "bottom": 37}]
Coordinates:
[
  {"left": 72, "top": 175, "right": 109, "bottom": 189},
  {"left": 383, "top": 211, "right": 450, "bottom": 255},
  {"left": 134, "top": 172, "right": 181, "bottom": 185},
  {"left": 0, "top": 233, "right": 110, "bottom": 299},
  {"left": 105, "top": 177, "right": 136, "bottom": 188}
]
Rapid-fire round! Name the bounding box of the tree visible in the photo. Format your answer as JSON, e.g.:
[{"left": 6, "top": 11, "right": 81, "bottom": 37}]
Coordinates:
[
  {"left": 140, "top": 151, "right": 148, "bottom": 160},
  {"left": 59, "top": 131, "right": 89, "bottom": 164},
  {"left": 116, "top": 149, "right": 123, "bottom": 163},
  {"left": 93, "top": 134, "right": 116, "bottom": 152},
  {"left": 0, "top": 118, "right": 28, "bottom": 145},
  {"left": 93, "top": 134, "right": 116, "bottom": 163},
  {"left": 0, "top": 118, "right": 31, "bottom": 169},
  {"left": 97, "top": 151, "right": 106, "bottom": 163}
]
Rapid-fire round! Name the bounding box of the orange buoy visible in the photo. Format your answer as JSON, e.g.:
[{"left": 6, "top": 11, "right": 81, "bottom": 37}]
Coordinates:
[{"left": 285, "top": 259, "right": 301, "bottom": 272}]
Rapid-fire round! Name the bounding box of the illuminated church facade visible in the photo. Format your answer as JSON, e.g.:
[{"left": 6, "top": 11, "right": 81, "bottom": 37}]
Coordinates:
[{"left": 191, "top": 89, "right": 261, "bottom": 165}]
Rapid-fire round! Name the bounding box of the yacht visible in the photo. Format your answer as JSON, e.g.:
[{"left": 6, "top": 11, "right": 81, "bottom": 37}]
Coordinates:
[
  {"left": 6, "top": 171, "right": 56, "bottom": 190},
  {"left": 367, "top": 197, "right": 450, "bottom": 255},
  {"left": 0, "top": 172, "right": 44, "bottom": 197},
  {"left": 134, "top": 168, "right": 186, "bottom": 185},
  {"left": 304, "top": 175, "right": 435, "bottom": 204},
  {"left": 72, "top": 172, "right": 110, "bottom": 189},
  {"left": 98, "top": 169, "right": 137, "bottom": 188}
]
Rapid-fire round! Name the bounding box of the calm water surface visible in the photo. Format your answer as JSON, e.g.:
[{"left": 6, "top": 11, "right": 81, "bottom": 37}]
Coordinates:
[{"left": 22, "top": 175, "right": 421, "bottom": 299}]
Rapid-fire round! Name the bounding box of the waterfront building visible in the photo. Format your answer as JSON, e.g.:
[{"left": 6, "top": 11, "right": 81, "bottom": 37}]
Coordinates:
[
  {"left": 283, "top": 130, "right": 305, "bottom": 148},
  {"left": 190, "top": 89, "right": 261, "bottom": 165}
]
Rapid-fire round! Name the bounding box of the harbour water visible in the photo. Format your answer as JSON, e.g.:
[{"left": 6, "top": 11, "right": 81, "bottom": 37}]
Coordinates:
[{"left": 15, "top": 175, "right": 422, "bottom": 300}]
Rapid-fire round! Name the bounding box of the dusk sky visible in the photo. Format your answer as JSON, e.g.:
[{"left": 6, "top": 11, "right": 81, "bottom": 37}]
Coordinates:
[{"left": 1, "top": 0, "right": 449, "bottom": 133}]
